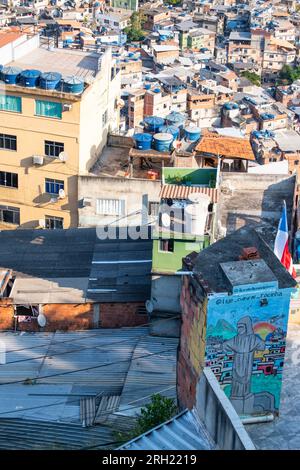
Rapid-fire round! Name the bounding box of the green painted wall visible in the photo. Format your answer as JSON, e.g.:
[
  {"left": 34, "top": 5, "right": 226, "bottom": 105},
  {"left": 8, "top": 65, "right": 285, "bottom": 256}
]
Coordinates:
[
  {"left": 163, "top": 168, "right": 217, "bottom": 186},
  {"left": 152, "top": 235, "right": 210, "bottom": 274}
]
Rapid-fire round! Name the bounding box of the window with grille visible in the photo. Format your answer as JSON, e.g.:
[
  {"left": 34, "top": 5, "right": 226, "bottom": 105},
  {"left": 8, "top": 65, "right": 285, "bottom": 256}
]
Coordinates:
[
  {"left": 45, "top": 140, "right": 64, "bottom": 158},
  {"left": 0, "top": 133, "right": 17, "bottom": 151},
  {"left": 96, "top": 199, "right": 125, "bottom": 216},
  {"left": 0, "top": 171, "right": 18, "bottom": 188},
  {"left": 0, "top": 205, "right": 20, "bottom": 225},
  {"left": 45, "top": 216, "right": 64, "bottom": 230},
  {"left": 45, "top": 178, "right": 64, "bottom": 195}
]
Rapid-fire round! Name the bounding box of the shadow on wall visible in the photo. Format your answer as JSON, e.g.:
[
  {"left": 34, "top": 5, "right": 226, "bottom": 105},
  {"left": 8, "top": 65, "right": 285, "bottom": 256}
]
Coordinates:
[
  {"left": 219, "top": 175, "right": 296, "bottom": 246},
  {"left": 86, "top": 128, "right": 108, "bottom": 172}
]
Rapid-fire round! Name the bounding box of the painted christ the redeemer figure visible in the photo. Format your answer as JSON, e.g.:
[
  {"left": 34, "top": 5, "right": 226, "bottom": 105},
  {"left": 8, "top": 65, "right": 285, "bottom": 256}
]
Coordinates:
[{"left": 223, "top": 316, "right": 265, "bottom": 399}]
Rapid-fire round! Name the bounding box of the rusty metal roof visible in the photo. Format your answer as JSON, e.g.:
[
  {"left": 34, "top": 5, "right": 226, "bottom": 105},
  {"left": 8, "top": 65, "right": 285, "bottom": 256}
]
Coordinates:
[
  {"left": 159, "top": 185, "right": 218, "bottom": 202},
  {"left": 195, "top": 132, "right": 255, "bottom": 161}
]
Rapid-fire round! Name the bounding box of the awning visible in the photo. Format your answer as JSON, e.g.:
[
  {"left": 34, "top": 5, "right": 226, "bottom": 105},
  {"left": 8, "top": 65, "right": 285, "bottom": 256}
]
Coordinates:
[{"left": 159, "top": 185, "right": 218, "bottom": 202}]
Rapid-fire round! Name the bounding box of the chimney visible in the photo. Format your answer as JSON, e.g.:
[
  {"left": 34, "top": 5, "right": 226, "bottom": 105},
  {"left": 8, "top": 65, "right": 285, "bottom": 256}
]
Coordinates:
[{"left": 239, "top": 247, "right": 260, "bottom": 261}]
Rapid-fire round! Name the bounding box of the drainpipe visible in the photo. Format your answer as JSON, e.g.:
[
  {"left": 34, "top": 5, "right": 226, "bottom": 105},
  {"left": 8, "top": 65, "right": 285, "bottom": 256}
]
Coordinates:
[{"left": 241, "top": 413, "right": 274, "bottom": 425}]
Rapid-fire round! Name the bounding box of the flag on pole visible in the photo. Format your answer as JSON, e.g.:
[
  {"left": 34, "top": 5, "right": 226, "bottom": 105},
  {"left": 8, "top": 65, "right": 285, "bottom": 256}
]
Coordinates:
[{"left": 274, "top": 201, "right": 296, "bottom": 278}]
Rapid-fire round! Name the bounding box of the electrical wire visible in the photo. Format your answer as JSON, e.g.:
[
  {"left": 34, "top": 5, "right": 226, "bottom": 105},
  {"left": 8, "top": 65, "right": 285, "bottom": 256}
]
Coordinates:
[
  {"left": 0, "top": 345, "right": 178, "bottom": 387},
  {"left": 1, "top": 313, "right": 179, "bottom": 356}
]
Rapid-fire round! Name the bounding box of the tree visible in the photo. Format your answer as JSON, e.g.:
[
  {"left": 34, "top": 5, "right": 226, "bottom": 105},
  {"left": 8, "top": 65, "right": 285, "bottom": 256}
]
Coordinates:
[
  {"left": 124, "top": 11, "right": 145, "bottom": 42},
  {"left": 114, "top": 394, "right": 178, "bottom": 444},
  {"left": 241, "top": 71, "right": 261, "bottom": 86},
  {"left": 279, "top": 65, "right": 300, "bottom": 84}
]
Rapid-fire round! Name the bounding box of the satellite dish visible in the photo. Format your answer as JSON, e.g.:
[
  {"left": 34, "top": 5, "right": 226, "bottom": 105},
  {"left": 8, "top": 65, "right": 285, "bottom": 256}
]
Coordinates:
[
  {"left": 145, "top": 300, "right": 154, "bottom": 313},
  {"left": 58, "top": 189, "right": 66, "bottom": 199},
  {"left": 161, "top": 213, "right": 170, "bottom": 228},
  {"left": 58, "top": 151, "right": 68, "bottom": 162},
  {"left": 37, "top": 314, "right": 47, "bottom": 327}
]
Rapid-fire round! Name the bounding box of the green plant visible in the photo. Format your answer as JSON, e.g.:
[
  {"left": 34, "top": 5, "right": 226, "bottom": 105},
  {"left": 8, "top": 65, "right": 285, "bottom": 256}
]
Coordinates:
[{"left": 241, "top": 71, "right": 261, "bottom": 86}]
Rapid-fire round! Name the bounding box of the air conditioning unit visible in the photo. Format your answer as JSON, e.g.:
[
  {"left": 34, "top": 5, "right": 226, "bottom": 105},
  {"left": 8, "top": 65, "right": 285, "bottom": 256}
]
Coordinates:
[
  {"left": 82, "top": 197, "right": 92, "bottom": 207},
  {"left": 33, "top": 155, "right": 44, "bottom": 165},
  {"left": 63, "top": 103, "right": 72, "bottom": 112}
]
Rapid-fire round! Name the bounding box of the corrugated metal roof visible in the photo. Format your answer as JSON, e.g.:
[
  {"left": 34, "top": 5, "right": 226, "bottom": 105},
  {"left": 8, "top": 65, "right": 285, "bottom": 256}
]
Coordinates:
[
  {"left": 160, "top": 185, "right": 218, "bottom": 202},
  {"left": 119, "top": 409, "right": 215, "bottom": 450}
]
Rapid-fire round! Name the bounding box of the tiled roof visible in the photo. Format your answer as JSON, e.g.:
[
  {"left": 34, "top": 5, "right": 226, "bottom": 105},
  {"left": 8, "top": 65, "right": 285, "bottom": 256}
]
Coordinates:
[
  {"left": 0, "top": 32, "right": 24, "bottom": 48},
  {"left": 160, "top": 185, "right": 218, "bottom": 202},
  {"left": 195, "top": 132, "right": 255, "bottom": 161}
]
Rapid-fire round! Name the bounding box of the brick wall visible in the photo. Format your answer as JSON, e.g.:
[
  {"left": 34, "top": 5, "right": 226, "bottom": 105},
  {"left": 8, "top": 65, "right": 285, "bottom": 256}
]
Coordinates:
[
  {"left": 0, "top": 298, "right": 14, "bottom": 330},
  {"left": 99, "top": 302, "right": 148, "bottom": 328},
  {"left": 0, "top": 301, "right": 148, "bottom": 331},
  {"left": 177, "top": 275, "right": 207, "bottom": 410}
]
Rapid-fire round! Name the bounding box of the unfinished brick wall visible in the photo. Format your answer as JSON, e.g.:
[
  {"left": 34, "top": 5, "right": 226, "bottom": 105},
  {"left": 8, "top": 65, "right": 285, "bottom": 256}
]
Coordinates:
[
  {"left": 13, "top": 303, "right": 95, "bottom": 332},
  {"left": 99, "top": 302, "right": 148, "bottom": 328},
  {"left": 0, "top": 298, "right": 14, "bottom": 330},
  {"left": 177, "top": 275, "right": 207, "bottom": 410}
]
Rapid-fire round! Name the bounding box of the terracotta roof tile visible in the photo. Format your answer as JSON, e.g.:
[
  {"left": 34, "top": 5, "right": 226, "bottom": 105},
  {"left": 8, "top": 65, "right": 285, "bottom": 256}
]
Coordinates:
[
  {"left": 195, "top": 132, "right": 255, "bottom": 161},
  {"left": 0, "top": 32, "right": 24, "bottom": 48},
  {"left": 160, "top": 185, "right": 218, "bottom": 202}
]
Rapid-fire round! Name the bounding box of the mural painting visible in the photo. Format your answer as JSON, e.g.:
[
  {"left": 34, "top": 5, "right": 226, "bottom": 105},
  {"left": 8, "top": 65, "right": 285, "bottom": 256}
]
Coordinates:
[{"left": 205, "top": 290, "right": 292, "bottom": 415}]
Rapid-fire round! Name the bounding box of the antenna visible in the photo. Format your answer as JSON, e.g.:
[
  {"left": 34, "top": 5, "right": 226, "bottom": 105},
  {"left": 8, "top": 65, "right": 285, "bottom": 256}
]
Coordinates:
[{"left": 58, "top": 151, "right": 68, "bottom": 162}]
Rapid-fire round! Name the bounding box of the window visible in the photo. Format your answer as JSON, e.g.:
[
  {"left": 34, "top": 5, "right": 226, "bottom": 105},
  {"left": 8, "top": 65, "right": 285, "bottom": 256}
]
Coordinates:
[
  {"left": 36, "top": 100, "right": 62, "bottom": 119},
  {"left": 0, "top": 205, "right": 20, "bottom": 225},
  {"left": 0, "top": 133, "right": 17, "bottom": 151},
  {"left": 0, "top": 95, "right": 21, "bottom": 113},
  {"left": 0, "top": 171, "right": 18, "bottom": 188},
  {"left": 102, "top": 110, "right": 108, "bottom": 126},
  {"left": 96, "top": 198, "right": 125, "bottom": 216},
  {"left": 148, "top": 201, "right": 159, "bottom": 216},
  {"left": 45, "top": 216, "right": 64, "bottom": 230},
  {"left": 159, "top": 239, "right": 174, "bottom": 252},
  {"left": 45, "top": 178, "right": 64, "bottom": 195},
  {"left": 45, "top": 140, "right": 64, "bottom": 158}
]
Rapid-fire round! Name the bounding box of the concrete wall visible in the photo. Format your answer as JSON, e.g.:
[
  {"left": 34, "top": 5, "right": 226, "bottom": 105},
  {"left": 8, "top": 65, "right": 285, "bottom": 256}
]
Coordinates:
[
  {"left": 196, "top": 368, "right": 255, "bottom": 450},
  {"left": 79, "top": 49, "right": 121, "bottom": 173},
  {"left": 216, "top": 173, "right": 296, "bottom": 242},
  {"left": 151, "top": 275, "right": 182, "bottom": 314},
  {"left": 108, "top": 134, "right": 134, "bottom": 148},
  {"left": 78, "top": 175, "right": 161, "bottom": 227}
]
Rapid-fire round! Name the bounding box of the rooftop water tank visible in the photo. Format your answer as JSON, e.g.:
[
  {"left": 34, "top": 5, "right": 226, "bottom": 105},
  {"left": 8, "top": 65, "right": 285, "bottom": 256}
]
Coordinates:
[
  {"left": 184, "top": 126, "right": 201, "bottom": 142},
  {"left": 133, "top": 133, "right": 153, "bottom": 150},
  {"left": 153, "top": 133, "right": 173, "bottom": 152},
  {"left": 144, "top": 84, "right": 151, "bottom": 90},
  {"left": 63, "top": 76, "right": 84, "bottom": 94},
  {"left": 166, "top": 111, "right": 185, "bottom": 127},
  {"left": 1, "top": 66, "right": 22, "bottom": 85},
  {"left": 39, "top": 72, "right": 62, "bottom": 90},
  {"left": 185, "top": 193, "right": 210, "bottom": 236},
  {"left": 20, "top": 69, "right": 41, "bottom": 88},
  {"left": 144, "top": 116, "right": 165, "bottom": 132},
  {"left": 158, "top": 125, "right": 179, "bottom": 140},
  {"left": 153, "top": 87, "right": 161, "bottom": 93}
]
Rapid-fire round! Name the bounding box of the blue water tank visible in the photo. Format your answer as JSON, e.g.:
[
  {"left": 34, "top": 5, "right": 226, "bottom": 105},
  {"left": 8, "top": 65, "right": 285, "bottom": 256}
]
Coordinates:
[
  {"left": 63, "top": 76, "right": 84, "bottom": 94},
  {"left": 153, "top": 133, "right": 173, "bottom": 152},
  {"left": 20, "top": 69, "right": 41, "bottom": 88},
  {"left": 158, "top": 125, "right": 179, "bottom": 140},
  {"left": 144, "top": 84, "right": 151, "bottom": 90},
  {"left": 153, "top": 87, "right": 160, "bottom": 93},
  {"left": 166, "top": 111, "right": 185, "bottom": 127},
  {"left": 40, "top": 72, "right": 62, "bottom": 90},
  {"left": 1, "top": 66, "right": 22, "bottom": 84},
  {"left": 184, "top": 126, "right": 201, "bottom": 142},
  {"left": 133, "top": 133, "right": 153, "bottom": 150},
  {"left": 144, "top": 116, "right": 165, "bottom": 132}
]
